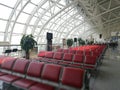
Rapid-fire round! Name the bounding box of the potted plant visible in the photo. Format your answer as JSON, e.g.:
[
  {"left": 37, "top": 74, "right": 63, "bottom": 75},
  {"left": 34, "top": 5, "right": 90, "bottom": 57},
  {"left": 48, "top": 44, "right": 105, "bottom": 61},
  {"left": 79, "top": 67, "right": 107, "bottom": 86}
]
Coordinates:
[
  {"left": 67, "top": 39, "right": 73, "bottom": 48},
  {"left": 20, "top": 34, "right": 37, "bottom": 59},
  {"left": 78, "top": 38, "right": 85, "bottom": 46}
]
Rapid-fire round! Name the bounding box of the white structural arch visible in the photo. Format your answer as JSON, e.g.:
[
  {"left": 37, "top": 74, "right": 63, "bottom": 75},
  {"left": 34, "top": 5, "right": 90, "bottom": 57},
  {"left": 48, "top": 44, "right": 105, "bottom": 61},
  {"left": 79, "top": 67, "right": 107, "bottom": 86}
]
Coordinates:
[{"left": 0, "top": 0, "right": 120, "bottom": 44}]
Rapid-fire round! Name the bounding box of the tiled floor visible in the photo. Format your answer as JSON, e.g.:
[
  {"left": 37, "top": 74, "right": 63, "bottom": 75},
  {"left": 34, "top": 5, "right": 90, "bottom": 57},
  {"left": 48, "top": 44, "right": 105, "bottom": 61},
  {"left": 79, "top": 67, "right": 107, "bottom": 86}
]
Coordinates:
[{"left": 91, "top": 47, "right": 120, "bottom": 90}]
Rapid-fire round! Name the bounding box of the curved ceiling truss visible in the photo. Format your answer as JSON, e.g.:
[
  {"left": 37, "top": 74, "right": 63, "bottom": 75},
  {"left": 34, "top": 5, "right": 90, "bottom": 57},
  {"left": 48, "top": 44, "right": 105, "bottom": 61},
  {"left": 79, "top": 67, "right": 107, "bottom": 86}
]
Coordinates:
[{"left": 1, "top": 0, "right": 120, "bottom": 44}]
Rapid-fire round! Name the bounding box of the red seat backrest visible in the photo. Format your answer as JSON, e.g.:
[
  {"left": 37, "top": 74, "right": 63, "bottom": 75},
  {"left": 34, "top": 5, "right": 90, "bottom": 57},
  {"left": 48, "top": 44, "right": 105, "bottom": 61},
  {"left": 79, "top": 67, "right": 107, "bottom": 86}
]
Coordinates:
[
  {"left": 73, "top": 54, "right": 83, "bottom": 63},
  {"left": 27, "top": 61, "right": 44, "bottom": 77},
  {"left": 63, "top": 53, "right": 73, "bottom": 61},
  {"left": 56, "top": 48, "right": 63, "bottom": 52},
  {"left": 61, "top": 67, "right": 84, "bottom": 88},
  {"left": 76, "top": 50, "right": 83, "bottom": 55},
  {"left": 85, "top": 50, "right": 91, "bottom": 56},
  {"left": 85, "top": 55, "right": 97, "bottom": 65},
  {"left": 69, "top": 50, "right": 76, "bottom": 54},
  {"left": 38, "top": 51, "right": 46, "bottom": 57},
  {"left": 62, "top": 49, "right": 69, "bottom": 53},
  {"left": 53, "top": 52, "right": 63, "bottom": 60},
  {"left": 41, "top": 64, "right": 61, "bottom": 82},
  {"left": 0, "top": 56, "right": 7, "bottom": 65},
  {"left": 1, "top": 57, "right": 16, "bottom": 70},
  {"left": 12, "top": 59, "right": 29, "bottom": 74},
  {"left": 45, "top": 51, "right": 54, "bottom": 58}
]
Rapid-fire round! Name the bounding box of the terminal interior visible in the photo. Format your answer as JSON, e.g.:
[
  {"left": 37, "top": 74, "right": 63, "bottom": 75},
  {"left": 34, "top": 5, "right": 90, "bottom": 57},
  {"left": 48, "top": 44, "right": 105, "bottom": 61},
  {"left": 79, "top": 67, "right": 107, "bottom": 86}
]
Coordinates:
[{"left": 0, "top": 0, "right": 120, "bottom": 90}]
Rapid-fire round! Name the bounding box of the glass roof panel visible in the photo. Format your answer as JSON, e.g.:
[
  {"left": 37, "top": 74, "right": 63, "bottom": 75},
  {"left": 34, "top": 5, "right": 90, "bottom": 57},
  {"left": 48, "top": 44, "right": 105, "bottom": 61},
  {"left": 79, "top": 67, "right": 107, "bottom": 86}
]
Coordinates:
[
  {"left": 0, "top": 33, "right": 4, "bottom": 41},
  {"left": 31, "top": 0, "right": 41, "bottom": 5},
  {"left": 30, "top": 17, "right": 38, "bottom": 25},
  {"left": 13, "top": 23, "right": 24, "bottom": 33},
  {"left": 59, "top": 0, "right": 66, "bottom": 6},
  {"left": 11, "top": 10, "right": 19, "bottom": 21},
  {"left": 11, "top": 34, "right": 22, "bottom": 44},
  {"left": 23, "top": 3, "right": 36, "bottom": 14},
  {"left": 0, "top": 0, "right": 17, "bottom": 7},
  {"left": 0, "top": 20, "right": 7, "bottom": 32},
  {"left": 0, "top": 0, "right": 95, "bottom": 45},
  {"left": 0, "top": 5, "right": 12, "bottom": 19},
  {"left": 26, "top": 27, "right": 33, "bottom": 34},
  {"left": 41, "top": 1, "right": 49, "bottom": 9},
  {"left": 42, "top": 15, "right": 50, "bottom": 21},
  {"left": 17, "top": 12, "right": 30, "bottom": 23}
]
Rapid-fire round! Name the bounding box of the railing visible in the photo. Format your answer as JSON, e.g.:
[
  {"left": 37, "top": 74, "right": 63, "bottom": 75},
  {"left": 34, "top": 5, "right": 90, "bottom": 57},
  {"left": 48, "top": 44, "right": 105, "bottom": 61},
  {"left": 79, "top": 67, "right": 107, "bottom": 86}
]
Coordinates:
[{"left": 0, "top": 44, "right": 62, "bottom": 57}]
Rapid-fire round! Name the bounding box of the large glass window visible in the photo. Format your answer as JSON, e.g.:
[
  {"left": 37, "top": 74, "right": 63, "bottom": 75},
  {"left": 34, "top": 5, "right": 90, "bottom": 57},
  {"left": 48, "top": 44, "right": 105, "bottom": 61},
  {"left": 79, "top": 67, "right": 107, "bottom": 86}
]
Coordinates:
[
  {"left": 13, "top": 23, "right": 25, "bottom": 33},
  {"left": 0, "top": 5, "right": 12, "bottom": 19},
  {"left": 0, "top": 0, "right": 17, "bottom": 7},
  {"left": 17, "top": 12, "right": 30, "bottom": 23},
  {"left": 0, "top": 0, "right": 95, "bottom": 45},
  {"left": 0, "top": 33, "right": 4, "bottom": 41},
  {"left": 0, "top": 20, "right": 7, "bottom": 32},
  {"left": 23, "top": 3, "right": 36, "bottom": 14}
]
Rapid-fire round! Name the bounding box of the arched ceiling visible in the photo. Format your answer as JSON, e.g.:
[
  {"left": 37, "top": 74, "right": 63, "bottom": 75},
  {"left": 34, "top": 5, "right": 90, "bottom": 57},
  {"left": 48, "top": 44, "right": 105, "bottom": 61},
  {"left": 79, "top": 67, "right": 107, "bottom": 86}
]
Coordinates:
[{"left": 0, "top": 0, "right": 120, "bottom": 44}]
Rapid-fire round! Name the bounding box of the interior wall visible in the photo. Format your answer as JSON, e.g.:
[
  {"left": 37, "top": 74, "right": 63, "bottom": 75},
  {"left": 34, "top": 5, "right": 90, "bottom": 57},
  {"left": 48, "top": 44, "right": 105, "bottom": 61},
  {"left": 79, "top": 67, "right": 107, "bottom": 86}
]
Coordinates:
[{"left": 102, "top": 22, "right": 120, "bottom": 40}]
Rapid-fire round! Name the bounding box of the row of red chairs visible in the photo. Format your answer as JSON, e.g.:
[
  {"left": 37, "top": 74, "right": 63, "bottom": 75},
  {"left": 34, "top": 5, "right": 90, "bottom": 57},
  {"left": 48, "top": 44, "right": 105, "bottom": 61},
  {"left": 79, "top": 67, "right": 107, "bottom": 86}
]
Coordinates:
[
  {"left": 37, "top": 45, "right": 107, "bottom": 70},
  {"left": 56, "top": 45, "right": 106, "bottom": 56},
  {"left": 37, "top": 52, "right": 98, "bottom": 69},
  {"left": 0, "top": 56, "right": 87, "bottom": 90}
]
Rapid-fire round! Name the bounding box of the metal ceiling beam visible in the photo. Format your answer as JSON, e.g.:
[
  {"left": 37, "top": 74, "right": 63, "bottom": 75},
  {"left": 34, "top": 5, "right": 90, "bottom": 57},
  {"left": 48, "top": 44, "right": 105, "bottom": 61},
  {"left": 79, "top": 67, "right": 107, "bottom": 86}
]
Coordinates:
[
  {"left": 4, "top": 0, "right": 22, "bottom": 42},
  {"left": 31, "top": 0, "right": 61, "bottom": 35},
  {"left": 23, "top": 0, "right": 48, "bottom": 34},
  {"left": 36, "top": 0, "right": 78, "bottom": 41},
  {"left": 66, "top": 15, "right": 120, "bottom": 39},
  {"left": 9, "top": 0, "right": 30, "bottom": 43}
]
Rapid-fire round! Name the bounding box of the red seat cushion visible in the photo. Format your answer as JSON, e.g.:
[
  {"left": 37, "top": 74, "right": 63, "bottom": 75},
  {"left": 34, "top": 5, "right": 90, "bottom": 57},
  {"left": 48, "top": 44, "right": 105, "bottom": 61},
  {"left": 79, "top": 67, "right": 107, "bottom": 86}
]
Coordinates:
[
  {"left": 61, "top": 67, "right": 84, "bottom": 88},
  {"left": 42, "top": 64, "right": 61, "bottom": 82},
  {"left": 12, "top": 59, "right": 29, "bottom": 74},
  {"left": 13, "top": 79, "right": 36, "bottom": 89},
  {"left": 0, "top": 74, "right": 21, "bottom": 83},
  {"left": 58, "top": 61, "right": 71, "bottom": 66},
  {"left": 63, "top": 53, "right": 73, "bottom": 61},
  {"left": 69, "top": 63, "right": 82, "bottom": 67},
  {"left": 29, "top": 83, "right": 54, "bottom": 90},
  {"left": 0, "top": 72, "right": 7, "bottom": 76}
]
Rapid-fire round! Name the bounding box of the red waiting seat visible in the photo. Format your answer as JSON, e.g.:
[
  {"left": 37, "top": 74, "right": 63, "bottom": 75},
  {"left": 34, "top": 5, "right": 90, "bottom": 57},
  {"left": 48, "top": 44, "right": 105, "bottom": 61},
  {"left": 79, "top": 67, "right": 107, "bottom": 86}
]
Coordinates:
[
  {"left": 84, "top": 55, "right": 97, "bottom": 69},
  {"left": 58, "top": 53, "right": 73, "bottom": 65},
  {"left": 62, "top": 49, "right": 69, "bottom": 53},
  {"left": 42, "top": 51, "right": 54, "bottom": 62},
  {"left": 69, "top": 54, "right": 84, "bottom": 67},
  {"left": 37, "top": 51, "right": 47, "bottom": 58},
  {"left": 0, "top": 59, "right": 29, "bottom": 84},
  {"left": 29, "top": 64, "right": 62, "bottom": 90},
  {"left": 48, "top": 52, "right": 63, "bottom": 63},
  {"left": 85, "top": 50, "right": 91, "bottom": 56},
  {"left": 61, "top": 67, "right": 84, "bottom": 89},
  {"left": 69, "top": 50, "right": 76, "bottom": 54},
  {"left": 29, "top": 83, "right": 54, "bottom": 90},
  {"left": 76, "top": 50, "right": 84, "bottom": 55},
  {"left": 13, "top": 61, "right": 44, "bottom": 89},
  {"left": 56, "top": 48, "right": 63, "bottom": 52},
  {"left": 0, "top": 57, "right": 17, "bottom": 76}
]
